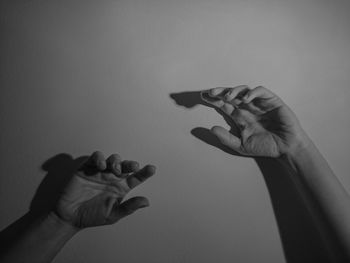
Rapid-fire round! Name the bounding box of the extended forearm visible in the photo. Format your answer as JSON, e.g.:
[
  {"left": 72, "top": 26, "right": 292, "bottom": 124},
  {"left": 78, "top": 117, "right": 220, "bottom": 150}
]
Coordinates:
[
  {"left": 280, "top": 136, "right": 350, "bottom": 261},
  {"left": 0, "top": 212, "right": 78, "bottom": 263}
]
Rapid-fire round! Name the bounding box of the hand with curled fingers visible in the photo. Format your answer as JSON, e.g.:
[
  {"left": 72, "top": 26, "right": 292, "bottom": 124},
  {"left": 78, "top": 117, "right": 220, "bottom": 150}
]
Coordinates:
[
  {"left": 201, "top": 85, "right": 308, "bottom": 158},
  {"left": 55, "top": 151, "right": 156, "bottom": 229}
]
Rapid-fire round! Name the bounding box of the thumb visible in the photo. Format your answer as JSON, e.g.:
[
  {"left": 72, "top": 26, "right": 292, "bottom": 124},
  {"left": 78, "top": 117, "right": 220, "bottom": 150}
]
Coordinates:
[
  {"left": 113, "top": 196, "right": 149, "bottom": 220},
  {"left": 211, "top": 126, "right": 242, "bottom": 152}
]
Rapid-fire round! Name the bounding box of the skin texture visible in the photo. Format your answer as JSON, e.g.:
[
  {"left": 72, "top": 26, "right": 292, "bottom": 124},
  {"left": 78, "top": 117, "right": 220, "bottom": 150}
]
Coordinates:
[
  {"left": 0, "top": 152, "right": 156, "bottom": 263},
  {"left": 1, "top": 85, "right": 349, "bottom": 263},
  {"left": 56, "top": 151, "right": 156, "bottom": 228},
  {"left": 202, "top": 85, "right": 350, "bottom": 262},
  {"left": 201, "top": 85, "right": 308, "bottom": 157}
]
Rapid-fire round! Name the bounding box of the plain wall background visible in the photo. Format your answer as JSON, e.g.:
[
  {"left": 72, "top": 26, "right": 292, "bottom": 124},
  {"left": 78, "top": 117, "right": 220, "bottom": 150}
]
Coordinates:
[{"left": 1, "top": 0, "right": 350, "bottom": 262}]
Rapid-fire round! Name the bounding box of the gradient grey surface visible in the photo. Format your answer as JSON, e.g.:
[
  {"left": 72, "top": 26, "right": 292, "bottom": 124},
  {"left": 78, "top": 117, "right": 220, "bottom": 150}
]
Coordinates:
[{"left": 1, "top": 1, "right": 350, "bottom": 262}]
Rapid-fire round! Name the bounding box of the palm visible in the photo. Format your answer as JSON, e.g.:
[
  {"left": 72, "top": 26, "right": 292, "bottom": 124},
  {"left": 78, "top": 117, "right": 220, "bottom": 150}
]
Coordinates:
[
  {"left": 56, "top": 172, "right": 130, "bottom": 228},
  {"left": 55, "top": 153, "right": 155, "bottom": 229},
  {"left": 232, "top": 101, "right": 298, "bottom": 157},
  {"left": 202, "top": 86, "right": 302, "bottom": 158}
]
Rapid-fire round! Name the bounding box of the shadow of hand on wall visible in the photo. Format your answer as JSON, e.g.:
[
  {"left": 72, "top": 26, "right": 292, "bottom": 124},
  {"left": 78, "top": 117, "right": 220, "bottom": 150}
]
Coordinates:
[
  {"left": 169, "top": 91, "right": 211, "bottom": 109},
  {"left": 0, "top": 153, "right": 87, "bottom": 254},
  {"left": 170, "top": 90, "right": 331, "bottom": 263},
  {"left": 30, "top": 153, "right": 88, "bottom": 215},
  {"left": 170, "top": 90, "right": 244, "bottom": 156}
]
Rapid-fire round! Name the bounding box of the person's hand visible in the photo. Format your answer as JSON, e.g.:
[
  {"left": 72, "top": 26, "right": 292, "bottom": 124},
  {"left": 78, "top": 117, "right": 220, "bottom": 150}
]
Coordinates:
[
  {"left": 54, "top": 151, "right": 156, "bottom": 229},
  {"left": 201, "top": 85, "right": 309, "bottom": 157}
]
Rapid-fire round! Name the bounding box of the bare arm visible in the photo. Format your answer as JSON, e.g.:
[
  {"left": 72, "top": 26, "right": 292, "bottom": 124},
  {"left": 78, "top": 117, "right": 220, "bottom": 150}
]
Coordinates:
[
  {"left": 279, "top": 136, "right": 350, "bottom": 261},
  {"left": 203, "top": 85, "right": 350, "bottom": 261},
  {"left": 0, "top": 213, "right": 77, "bottom": 263},
  {"left": 0, "top": 151, "right": 156, "bottom": 263}
]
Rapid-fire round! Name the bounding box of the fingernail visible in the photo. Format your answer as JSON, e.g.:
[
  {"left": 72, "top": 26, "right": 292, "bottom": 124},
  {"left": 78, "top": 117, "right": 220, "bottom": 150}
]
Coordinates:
[{"left": 114, "top": 164, "right": 121, "bottom": 174}]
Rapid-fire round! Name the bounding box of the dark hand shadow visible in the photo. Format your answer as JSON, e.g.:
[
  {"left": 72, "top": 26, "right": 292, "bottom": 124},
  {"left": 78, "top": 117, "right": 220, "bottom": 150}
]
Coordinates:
[
  {"left": 0, "top": 153, "right": 87, "bottom": 255},
  {"left": 170, "top": 91, "right": 210, "bottom": 109},
  {"left": 30, "top": 153, "right": 88, "bottom": 214},
  {"left": 170, "top": 91, "right": 332, "bottom": 263},
  {"left": 170, "top": 90, "right": 242, "bottom": 145}
]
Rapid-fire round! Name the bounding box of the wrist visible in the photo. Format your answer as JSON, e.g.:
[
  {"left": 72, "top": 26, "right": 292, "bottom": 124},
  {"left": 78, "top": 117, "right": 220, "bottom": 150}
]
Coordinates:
[
  {"left": 278, "top": 131, "right": 315, "bottom": 172},
  {"left": 285, "top": 129, "right": 313, "bottom": 157},
  {"left": 45, "top": 212, "right": 80, "bottom": 236}
]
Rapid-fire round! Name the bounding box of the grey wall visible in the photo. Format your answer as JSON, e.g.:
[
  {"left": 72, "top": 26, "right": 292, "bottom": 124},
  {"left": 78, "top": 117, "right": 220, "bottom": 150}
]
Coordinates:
[{"left": 1, "top": 0, "right": 350, "bottom": 262}]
